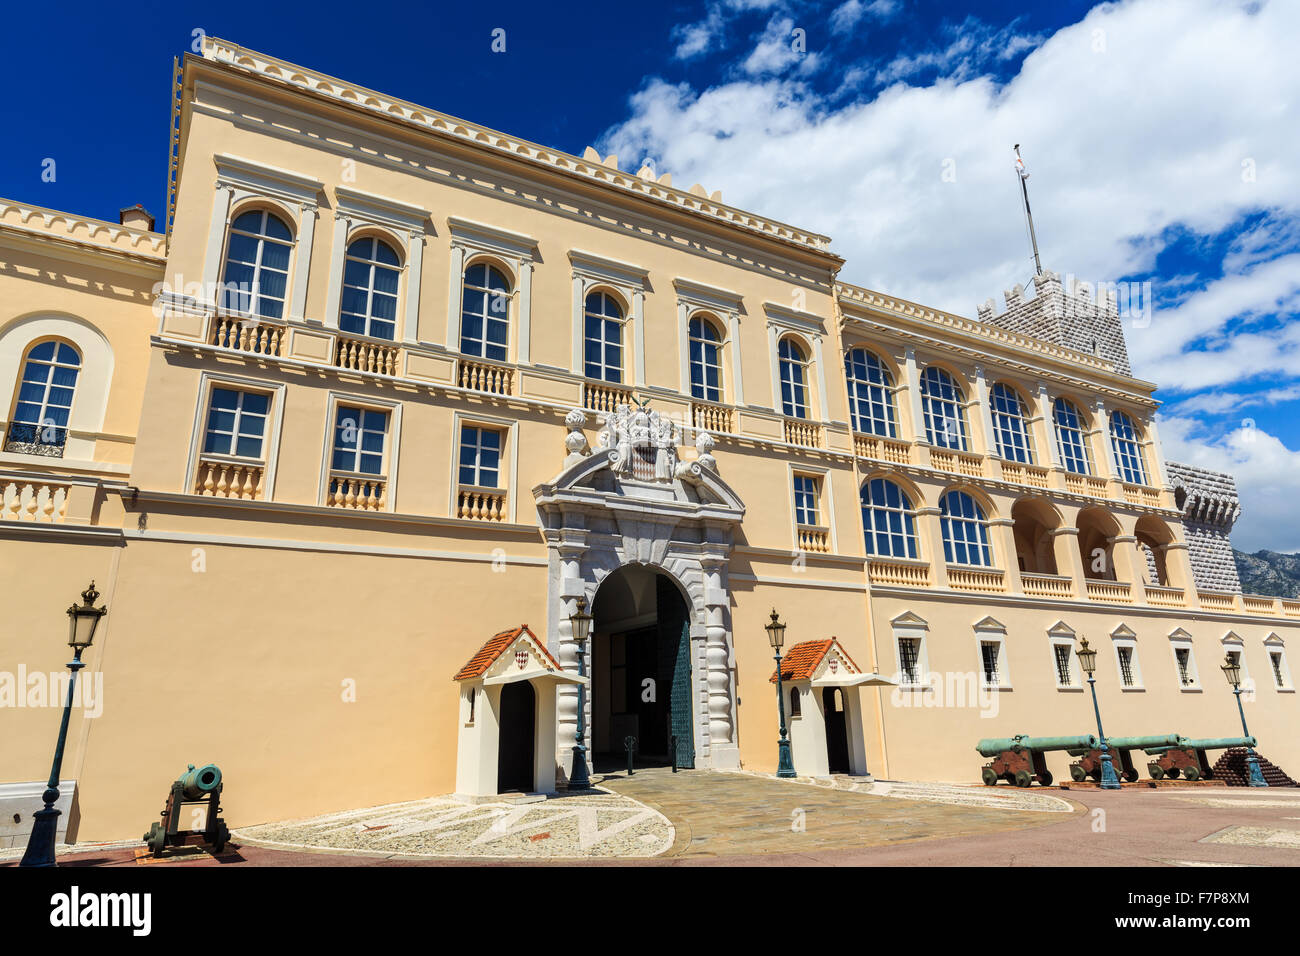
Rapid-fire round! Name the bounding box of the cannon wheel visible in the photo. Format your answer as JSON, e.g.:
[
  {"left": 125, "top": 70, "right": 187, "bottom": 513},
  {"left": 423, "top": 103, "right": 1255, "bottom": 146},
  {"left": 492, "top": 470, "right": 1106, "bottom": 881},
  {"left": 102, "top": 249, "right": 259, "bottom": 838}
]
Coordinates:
[
  {"left": 212, "top": 821, "right": 231, "bottom": 854},
  {"left": 1124, "top": 768, "right": 1139, "bottom": 783},
  {"left": 1183, "top": 766, "right": 1200, "bottom": 782},
  {"left": 1165, "top": 767, "right": 1181, "bottom": 779},
  {"left": 1070, "top": 765, "right": 1087, "bottom": 782},
  {"left": 1014, "top": 770, "right": 1033, "bottom": 788},
  {"left": 981, "top": 767, "right": 998, "bottom": 786},
  {"left": 1149, "top": 764, "right": 1165, "bottom": 780},
  {"left": 1038, "top": 770, "right": 1053, "bottom": 787},
  {"left": 145, "top": 822, "right": 166, "bottom": 857}
]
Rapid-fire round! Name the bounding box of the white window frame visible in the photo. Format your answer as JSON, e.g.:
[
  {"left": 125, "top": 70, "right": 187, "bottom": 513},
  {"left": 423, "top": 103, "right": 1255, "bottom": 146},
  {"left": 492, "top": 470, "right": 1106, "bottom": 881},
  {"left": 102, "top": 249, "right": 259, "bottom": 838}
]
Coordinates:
[
  {"left": 765, "top": 302, "right": 831, "bottom": 424},
  {"left": 673, "top": 278, "right": 744, "bottom": 404},
  {"left": 449, "top": 411, "right": 520, "bottom": 523},
  {"left": 184, "top": 372, "right": 288, "bottom": 499},
  {"left": 1168, "top": 628, "right": 1200, "bottom": 691},
  {"left": 1110, "top": 624, "right": 1145, "bottom": 691},
  {"left": 448, "top": 218, "right": 538, "bottom": 359},
  {"left": 569, "top": 250, "right": 648, "bottom": 385},
  {"left": 787, "top": 463, "right": 837, "bottom": 553},
  {"left": 1046, "top": 622, "right": 1080, "bottom": 690},
  {"left": 1264, "top": 635, "right": 1294, "bottom": 692},
  {"left": 1221, "top": 632, "right": 1253, "bottom": 696},
  {"left": 891, "top": 612, "right": 930, "bottom": 689},
  {"left": 974, "top": 617, "right": 1011, "bottom": 691},
  {"left": 317, "top": 391, "right": 403, "bottom": 512}
]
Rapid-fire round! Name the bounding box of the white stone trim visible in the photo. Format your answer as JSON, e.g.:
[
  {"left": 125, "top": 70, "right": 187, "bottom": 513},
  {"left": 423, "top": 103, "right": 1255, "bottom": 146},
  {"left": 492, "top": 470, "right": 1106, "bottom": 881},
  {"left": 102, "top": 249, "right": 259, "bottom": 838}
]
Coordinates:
[
  {"left": 183, "top": 371, "right": 288, "bottom": 500},
  {"left": 316, "top": 390, "right": 404, "bottom": 511},
  {"left": 449, "top": 411, "right": 519, "bottom": 523},
  {"left": 1167, "top": 627, "right": 1201, "bottom": 691},
  {"left": 973, "top": 616, "right": 1011, "bottom": 690}
]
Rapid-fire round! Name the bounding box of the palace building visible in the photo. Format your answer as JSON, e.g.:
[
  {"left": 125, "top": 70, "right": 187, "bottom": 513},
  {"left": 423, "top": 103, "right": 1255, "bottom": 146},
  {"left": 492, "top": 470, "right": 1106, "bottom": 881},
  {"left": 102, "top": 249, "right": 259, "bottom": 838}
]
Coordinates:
[{"left": 2, "top": 37, "right": 1297, "bottom": 844}]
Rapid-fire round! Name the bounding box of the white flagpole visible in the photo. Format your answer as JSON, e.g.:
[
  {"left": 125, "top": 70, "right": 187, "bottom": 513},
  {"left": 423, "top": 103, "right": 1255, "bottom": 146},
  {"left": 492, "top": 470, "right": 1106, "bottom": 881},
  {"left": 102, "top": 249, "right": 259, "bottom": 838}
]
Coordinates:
[{"left": 1014, "top": 144, "right": 1044, "bottom": 277}]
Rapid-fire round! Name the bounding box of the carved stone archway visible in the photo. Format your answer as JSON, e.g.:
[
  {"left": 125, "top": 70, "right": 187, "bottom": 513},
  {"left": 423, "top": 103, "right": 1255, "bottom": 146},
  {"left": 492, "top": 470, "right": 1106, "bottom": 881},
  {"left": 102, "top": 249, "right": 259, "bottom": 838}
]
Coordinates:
[{"left": 533, "top": 405, "right": 745, "bottom": 779}]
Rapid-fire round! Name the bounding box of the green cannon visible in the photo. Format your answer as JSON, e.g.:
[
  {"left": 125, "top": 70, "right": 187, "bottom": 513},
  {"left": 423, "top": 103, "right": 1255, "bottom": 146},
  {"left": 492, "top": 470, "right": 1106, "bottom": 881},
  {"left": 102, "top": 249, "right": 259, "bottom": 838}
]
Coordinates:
[
  {"left": 1144, "top": 736, "right": 1256, "bottom": 782},
  {"left": 1067, "top": 734, "right": 1183, "bottom": 783},
  {"left": 977, "top": 734, "right": 1097, "bottom": 788},
  {"left": 142, "top": 763, "right": 230, "bottom": 856}
]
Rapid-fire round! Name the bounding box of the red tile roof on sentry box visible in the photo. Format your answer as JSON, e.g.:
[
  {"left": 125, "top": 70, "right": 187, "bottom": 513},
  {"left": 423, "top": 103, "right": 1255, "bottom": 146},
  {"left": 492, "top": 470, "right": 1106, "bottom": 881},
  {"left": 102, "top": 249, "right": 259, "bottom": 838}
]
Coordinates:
[
  {"left": 769, "top": 638, "right": 861, "bottom": 683},
  {"left": 453, "top": 625, "right": 564, "bottom": 680}
]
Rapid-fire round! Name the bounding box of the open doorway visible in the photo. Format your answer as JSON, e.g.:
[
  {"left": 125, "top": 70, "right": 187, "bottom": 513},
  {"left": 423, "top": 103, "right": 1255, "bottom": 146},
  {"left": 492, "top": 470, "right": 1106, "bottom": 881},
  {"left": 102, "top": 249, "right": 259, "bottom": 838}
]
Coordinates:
[{"left": 590, "top": 564, "right": 694, "bottom": 771}]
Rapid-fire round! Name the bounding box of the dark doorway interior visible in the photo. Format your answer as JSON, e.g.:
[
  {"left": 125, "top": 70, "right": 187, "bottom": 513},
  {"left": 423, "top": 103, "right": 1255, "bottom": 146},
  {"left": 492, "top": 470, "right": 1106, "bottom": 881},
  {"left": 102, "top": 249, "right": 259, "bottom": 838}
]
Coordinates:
[
  {"left": 592, "top": 566, "right": 694, "bottom": 770},
  {"left": 823, "top": 687, "right": 850, "bottom": 775},
  {"left": 497, "top": 680, "right": 536, "bottom": 793}
]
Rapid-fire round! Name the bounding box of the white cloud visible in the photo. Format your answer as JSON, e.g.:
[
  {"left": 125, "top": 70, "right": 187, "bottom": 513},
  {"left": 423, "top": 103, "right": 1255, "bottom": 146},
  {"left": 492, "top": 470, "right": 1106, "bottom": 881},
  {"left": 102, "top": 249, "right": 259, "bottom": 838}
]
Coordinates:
[
  {"left": 1158, "top": 415, "right": 1300, "bottom": 553},
  {"left": 741, "top": 16, "right": 822, "bottom": 77},
  {"left": 831, "top": 0, "right": 901, "bottom": 34},
  {"left": 873, "top": 17, "right": 1044, "bottom": 84}
]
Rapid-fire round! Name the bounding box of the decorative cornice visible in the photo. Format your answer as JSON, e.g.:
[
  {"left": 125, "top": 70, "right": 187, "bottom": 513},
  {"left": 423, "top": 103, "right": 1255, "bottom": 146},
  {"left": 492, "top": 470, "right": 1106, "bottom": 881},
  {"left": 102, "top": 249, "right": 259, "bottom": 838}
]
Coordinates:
[{"left": 0, "top": 198, "right": 167, "bottom": 262}]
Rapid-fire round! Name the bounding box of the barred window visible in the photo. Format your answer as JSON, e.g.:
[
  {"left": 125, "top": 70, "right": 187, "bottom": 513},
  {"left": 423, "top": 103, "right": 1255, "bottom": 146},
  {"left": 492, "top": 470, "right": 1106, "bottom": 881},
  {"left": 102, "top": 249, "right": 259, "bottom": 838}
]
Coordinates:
[
  {"left": 981, "top": 642, "right": 1000, "bottom": 685},
  {"left": 1175, "top": 647, "right": 1194, "bottom": 686},
  {"left": 221, "top": 209, "right": 292, "bottom": 319},
  {"left": 460, "top": 262, "right": 511, "bottom": 361},
  {"left": 898, "top": 638, "right": 921, "bottom": 683},
  {"left": 1054, "top": 644, "right": 1074, "bottom": 686},
  {"left": 1118, "top": 646, "right": 1136, "bottom": 687},
  {"left": 1109, "top": 411, "right": 1149, "bottom": 485},
  {"left": 688, "top": 316, "right": 724, "bottom": 402},
  {"left": 340, "top": 236, "right": 400, "bottom": 340},
  {"left": 584, "top": 291, "right": 624, "bottom": 383},
  {"left": 939, "top": 490, "right": 992, "bottom": 566},
  {"left": 920, "top": 366, "right": 968, "bottom": 450},
  {"left": 844, "top": 348, "right": 896, "bottom": 438},
  {"left": 7, "top": 340, "right": 81, "bottom": 455},
  {"left": 990, "top": 383, "right": 1034, "bottom": 463},
  {"left": 1053, "top": 398, "right": 1092, "bottom": 475},
  {"left": 1271, "top": 651, "right": 1286, "bottom": 688},
  {"left": 860, "top": 478, "right": 918, "bottom": 559},
  {"left": 779, "top": 337, "right": 810, "bottom": 419},
  {"left": 793, "top": 474, "right": 820, "bottom": 526},
  {"left": 202, "top": 387, "right": 269, "bottom": 459}
]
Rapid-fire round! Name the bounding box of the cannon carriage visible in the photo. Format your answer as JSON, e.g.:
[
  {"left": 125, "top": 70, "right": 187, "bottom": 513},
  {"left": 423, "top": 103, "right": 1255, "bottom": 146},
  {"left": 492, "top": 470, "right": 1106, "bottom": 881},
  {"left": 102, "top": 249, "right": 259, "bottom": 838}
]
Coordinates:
[
  {"left": 977, "top": 734, "right": 1097, "bottom": 787},
  {"left": 1144, "top": 736, "right": 1256, "bottom": 781},
  {"left": 1067, "top": 734, "right": 1182, "bottom": 783},
  {"left": 142, "top": 763, "right": 230, "bottom": 856}
]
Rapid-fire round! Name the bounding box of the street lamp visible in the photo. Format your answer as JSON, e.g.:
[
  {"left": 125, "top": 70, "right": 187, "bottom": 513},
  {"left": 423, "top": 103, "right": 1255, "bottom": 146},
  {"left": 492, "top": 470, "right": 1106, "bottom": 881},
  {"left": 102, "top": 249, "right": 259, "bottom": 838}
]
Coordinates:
[
  {"left": 568, "top": 597, "right": 594, "bottom": 790},
  {"left": 20, "top": 582, "right": 108, "bottom": 867},
  {"left": 766, "top": 609, "right": 797, "bottom": 779},
  {"left": 1221, "top": 654, "right": 1268, "bottom": 787},
  {"left": 1075, "top": 635, "right": 1120, "bottom": 790}
]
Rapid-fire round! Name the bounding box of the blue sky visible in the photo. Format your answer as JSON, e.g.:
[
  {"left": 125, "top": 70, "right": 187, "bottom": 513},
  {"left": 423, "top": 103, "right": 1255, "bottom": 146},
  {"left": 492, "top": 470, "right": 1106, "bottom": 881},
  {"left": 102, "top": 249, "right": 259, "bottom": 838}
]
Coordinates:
[{"left": 4, "top": 0, "right": 1298, "bottom": 550}]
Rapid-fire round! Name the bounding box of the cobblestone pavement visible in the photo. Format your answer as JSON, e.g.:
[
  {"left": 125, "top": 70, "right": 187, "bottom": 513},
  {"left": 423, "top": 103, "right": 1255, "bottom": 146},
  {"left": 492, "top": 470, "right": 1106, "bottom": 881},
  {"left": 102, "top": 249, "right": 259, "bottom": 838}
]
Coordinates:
[{"left": 232, "top": 790, "right": 673, "bottom": 860}]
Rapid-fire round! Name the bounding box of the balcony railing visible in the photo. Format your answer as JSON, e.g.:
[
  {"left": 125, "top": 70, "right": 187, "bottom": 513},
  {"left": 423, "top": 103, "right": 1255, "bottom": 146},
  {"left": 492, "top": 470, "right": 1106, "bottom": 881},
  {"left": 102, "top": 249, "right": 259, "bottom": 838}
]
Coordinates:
[
  {"left": 194, "top": 458, "right": 264, "bottom": 500},
  {"left": 867, "top": 557, "right": 930, "bottom": 588},
  {"left": 458, "top": 358, "right": 514, "bottom": 396},
  {"left": 796, "top": 525, "right": 830, "bottom": 553},
  {"left": 456, "top": 485, "right": 507, "bottom": 522},
  {"left": 929, "top": 448, "right": 985, "bottom": 478},
  {"left": 335, "top": 335, "right": 399, "bottom": 376},
  {"left": 691, "top": 400, "right": 734, "bottom": 434},
  {"left": 1143, "top": 584, "right": 1186, "bottom": 608},
  {"left": 1242, "top": 594, "right": 1281, "bottom": 615},
  {"left": 1, "top": 476, "right": 71, "bottom": 523},
  {"left": 1283, "top": 599, "right": 1300, "bottom": 618},
  {"left": 1121, "top": 482, "right": 1163, "bottom": 508},
  {"left": 582, "top": 381, "right": 634, "bottom": 413},
  {"left": 210, "top": 316, "right": 285, "bottom": 357},
  {"left": 783, "top": 419, "right": 823, "bottom": 448},
  {"left": 1085, "top": 579, "right": 1133, "bottom": 603},
  {"left": 947, "top": 566, "right": 1006, "bottom": 593},
  {"left": 1000, "top": 461, "right": 1051, "bottom": 489},
  {"left": 1063, "top": 472, "right": 1110, "bottom": 498},
  {"left": 1197, "top": 590, "right": 1237, "bottom": 612},
  {"left": 1021, "top": 572, "right": 1073, "bottom": 598},
  {"left": 326, "top": 473, "right": 387, "bottom": 511},
  {"left": 853, "top": 433, "right": 912, "bottom": 465}
]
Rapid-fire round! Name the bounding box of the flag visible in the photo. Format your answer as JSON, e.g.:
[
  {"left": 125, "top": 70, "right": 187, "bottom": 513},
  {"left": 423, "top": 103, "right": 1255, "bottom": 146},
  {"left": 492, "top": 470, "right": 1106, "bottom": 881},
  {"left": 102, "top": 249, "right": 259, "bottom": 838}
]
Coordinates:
[{"left": 1015, "top": 155, "right": 1029, "bottom": 179}]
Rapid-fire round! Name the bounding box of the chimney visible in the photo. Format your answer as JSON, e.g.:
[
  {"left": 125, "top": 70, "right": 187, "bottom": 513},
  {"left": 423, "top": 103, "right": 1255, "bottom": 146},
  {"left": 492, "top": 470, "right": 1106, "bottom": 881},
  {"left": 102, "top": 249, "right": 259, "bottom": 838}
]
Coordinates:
[{"left": 119, "top": 204, "right": 156, "bottom": 232}]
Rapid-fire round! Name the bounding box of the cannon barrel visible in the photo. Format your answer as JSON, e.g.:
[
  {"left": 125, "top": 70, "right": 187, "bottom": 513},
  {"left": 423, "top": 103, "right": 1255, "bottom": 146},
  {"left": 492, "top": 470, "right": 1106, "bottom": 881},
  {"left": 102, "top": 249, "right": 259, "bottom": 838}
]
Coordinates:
[
  {"left": 177, "top": 763, "right": 222, "bottom": 801},
  {"left": 1180, "top": 736, "right": 1256, "bottom": 751},
  {"left": 976, "top": 734, "right": 1097, "bottom": 757},
  {"left": 1106, "top": 734, "right": 1184, "bottom": 751}
]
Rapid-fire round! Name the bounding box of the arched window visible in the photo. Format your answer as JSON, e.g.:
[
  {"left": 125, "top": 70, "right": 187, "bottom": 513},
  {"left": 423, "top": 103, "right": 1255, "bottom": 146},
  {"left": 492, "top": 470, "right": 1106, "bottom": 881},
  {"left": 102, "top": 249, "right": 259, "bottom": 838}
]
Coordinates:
[
  {"left": 989, "top": 383, "right": 1035, "bottom": 463},
  {"left": 845, "top": 348, "right": 897, "bottom": 437},
  {"left": 1053, "top": 398, "right": 1092, "bottom": 475},
  {"left": 221, "top": 209, "right": 293, "bottom": 319},
  {"left": 789, "top": 687, "right": 801, "bottom": 718},
  {"left": 460, "top": 262, "right": 511, "bottom": 360},
  {"left": 861, "top": 478, "right": 918, "bottom": 559},
  {"left": 920, "top": 366, "right": 968, "bottom": 450},
  {"left": 1109, "top": 411, "right": 1148, "bottom": 485},
  {"left": 778, "top": 337, "right": 810, "bottom": 419},
  {"left": 940, "top": 489, "right": 992, "bottom": 567},
  {"left": 340, "top": 236, "right": 400, "bottom": 340},
  {"left": 583, "top": 291, "right": 623, "bottom": 383},
  {"left": 688, "top": 316, "right": 724, "bottom": 402},
  {"left": 6, "top": 340, "right": 81, "bottom": 455}
]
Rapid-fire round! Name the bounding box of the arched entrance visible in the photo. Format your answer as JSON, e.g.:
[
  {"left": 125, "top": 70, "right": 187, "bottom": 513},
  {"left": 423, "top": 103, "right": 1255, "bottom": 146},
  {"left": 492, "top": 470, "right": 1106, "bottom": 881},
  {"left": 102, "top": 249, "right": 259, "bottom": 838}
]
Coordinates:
[
  {"left": 823, "top": 687, "right": 850, "bottom": 774},
  {"left": 590, "top": 564, "right": 694, "bottom": 770},
  {"left": 497, "top": 680, "right": 536, "bottom": 793}
]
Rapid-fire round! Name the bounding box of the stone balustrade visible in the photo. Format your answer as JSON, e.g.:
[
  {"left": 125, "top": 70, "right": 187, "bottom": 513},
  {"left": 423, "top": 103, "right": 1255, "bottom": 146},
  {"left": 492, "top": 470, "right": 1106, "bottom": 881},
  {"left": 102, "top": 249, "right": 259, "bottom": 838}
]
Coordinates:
[
  {"left": 947, "top": 565, "right": 1006, "bottom": 592},
  {"left": 210, "top": 316, "right": 285, "bottom": 356},
  {"left": 1021, "top": 572, "right": 1073, "bottom": 598},
  {"left": 867, "top": 557, "right": 930, "bottom": 587},
  {"left": 583, "top": 382, "right": 634, "bottom": 414},
  {"left": 326, "top": 474, "right": 387, "bottom": 511},
  {"left": 457, "top": 485, "right": 507, "bottom": 522},
  {"left": 458, "top": 358, "right": 514, "bottom": 396},
  {"left": 691, "top": 401, "right": 734, "bottom": 434},
  {"left": 1, "top": 476, "right": 71, "bottom": 523},
  {"left": 194, "top": 458, "right": 264, "bottom": 500},
  {"left": 783, "top": 419, "right": 822, "bottom": 448},
  {"left": 1085, "top": 579, "right": 1133, "bottom": 603},
  {"left": 335, "top": 335, "right": 400, "bottom": 376}
]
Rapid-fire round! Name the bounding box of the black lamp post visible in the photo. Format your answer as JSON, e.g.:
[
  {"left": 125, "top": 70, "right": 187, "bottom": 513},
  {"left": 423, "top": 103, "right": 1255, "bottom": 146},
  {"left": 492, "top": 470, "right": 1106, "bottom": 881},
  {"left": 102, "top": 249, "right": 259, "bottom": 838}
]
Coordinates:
[
  {"left": 20, "top": 582, "right": 107, "bottom": 868},
  {"left": 1075, "top": 635, "right": 1121, "bottom": 790},
  {"left": 766, "top": 609, "right": 797, "bottom": 779},
  {"left": 1221, "top": 654, "right": 1268, "bottom": 787},
  {"left": 568, "top": 597, "right": 594, "bottom": 790}
]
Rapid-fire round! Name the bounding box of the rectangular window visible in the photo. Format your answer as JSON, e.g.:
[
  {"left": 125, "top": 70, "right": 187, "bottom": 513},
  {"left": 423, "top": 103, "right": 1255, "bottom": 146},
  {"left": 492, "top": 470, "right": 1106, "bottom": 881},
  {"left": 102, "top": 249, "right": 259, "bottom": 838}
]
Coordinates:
[
  {"left": 202, "top": 387, "right": 269, "bottom": 459},
  {"left": 332, "top": 405, "right": 389, "bottom": 476},
  {"left": 793, "top": 474, "right": 820, "bottom": 526},
  {"left": 1053, "top": 644, "right": 1074, "bottom": 686},
  {"left": 898, "top": 638, "right": 921, "bottom": 684},
  {"left": 1175, "top": 647, "right": 1194, "bottom": 686},
  {"left": 1117, "top": 646, "right": 1136, "bottom": 687},
  {"left": 459, "top": 425, "right": 503, "bottom": 488},
  {"left": 981, "top": 642, "right": 1000, "bottom": 686},
  {"left": 1271, "top": 651, "right": 1286, "bottom": 688}
]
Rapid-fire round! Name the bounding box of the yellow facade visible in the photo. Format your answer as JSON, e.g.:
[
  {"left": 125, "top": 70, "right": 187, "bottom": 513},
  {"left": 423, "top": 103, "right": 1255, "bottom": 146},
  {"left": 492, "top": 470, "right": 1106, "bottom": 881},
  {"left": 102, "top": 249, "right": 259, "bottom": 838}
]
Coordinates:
[{"left": 2, "top": 37, "right": 1297, "bottom": 843}]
